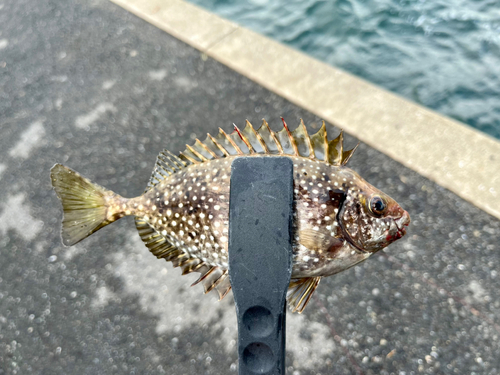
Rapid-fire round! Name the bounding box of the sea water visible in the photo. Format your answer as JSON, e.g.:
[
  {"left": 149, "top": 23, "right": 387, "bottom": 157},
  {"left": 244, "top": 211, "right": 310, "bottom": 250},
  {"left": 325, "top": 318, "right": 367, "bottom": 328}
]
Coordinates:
[{"left": 189, "top": 0, "right": 500, "bottom": 139}]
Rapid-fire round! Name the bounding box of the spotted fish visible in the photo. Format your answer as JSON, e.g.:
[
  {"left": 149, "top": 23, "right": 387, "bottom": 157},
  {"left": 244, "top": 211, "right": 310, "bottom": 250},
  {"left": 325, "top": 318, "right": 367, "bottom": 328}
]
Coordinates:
[{"left": 51, "top": 119, "right": 410, "bottom": 312}]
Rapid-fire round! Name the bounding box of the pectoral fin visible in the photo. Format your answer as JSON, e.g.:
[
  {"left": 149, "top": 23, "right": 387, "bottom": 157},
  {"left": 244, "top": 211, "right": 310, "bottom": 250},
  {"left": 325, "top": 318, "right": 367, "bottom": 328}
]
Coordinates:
[
  {"left": 298, "top": 229, "right": 331, "bottom": 251},
  {"left": 299, "top": 229, "right": 344, "bottom": 254}
]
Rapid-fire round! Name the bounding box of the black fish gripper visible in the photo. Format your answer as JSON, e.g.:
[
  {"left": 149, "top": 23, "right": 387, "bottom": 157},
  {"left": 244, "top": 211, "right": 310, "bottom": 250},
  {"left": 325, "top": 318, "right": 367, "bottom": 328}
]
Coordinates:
[{"left": 229, "top": 157, "right": 294, "bottom": 375}]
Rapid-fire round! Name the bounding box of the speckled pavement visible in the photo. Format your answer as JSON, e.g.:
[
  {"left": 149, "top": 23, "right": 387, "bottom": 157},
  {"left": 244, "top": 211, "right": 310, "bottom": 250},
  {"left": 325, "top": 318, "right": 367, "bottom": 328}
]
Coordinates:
[{"left": 0, "top": 0, "right": 499, "bottom": 374}]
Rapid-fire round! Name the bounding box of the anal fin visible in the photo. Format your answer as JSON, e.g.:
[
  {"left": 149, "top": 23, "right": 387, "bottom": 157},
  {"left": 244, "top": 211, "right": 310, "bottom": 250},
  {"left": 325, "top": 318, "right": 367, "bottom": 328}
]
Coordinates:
[{"left": 287, "top": 277, "right": 321, "bottom": 313}]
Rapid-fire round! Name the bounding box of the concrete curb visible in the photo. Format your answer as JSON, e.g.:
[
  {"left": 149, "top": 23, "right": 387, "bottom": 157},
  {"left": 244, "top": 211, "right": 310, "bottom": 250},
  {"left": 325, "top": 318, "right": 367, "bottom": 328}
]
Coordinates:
[{"left": 109, "top": 0, "right": 500, "bottom": 220}]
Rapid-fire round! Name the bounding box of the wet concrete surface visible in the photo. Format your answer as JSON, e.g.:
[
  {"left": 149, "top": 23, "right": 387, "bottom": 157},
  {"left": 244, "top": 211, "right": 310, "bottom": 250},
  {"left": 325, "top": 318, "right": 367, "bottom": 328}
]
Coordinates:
[{"left": 0, "top": 0, "right": 499, "bottom": 374}]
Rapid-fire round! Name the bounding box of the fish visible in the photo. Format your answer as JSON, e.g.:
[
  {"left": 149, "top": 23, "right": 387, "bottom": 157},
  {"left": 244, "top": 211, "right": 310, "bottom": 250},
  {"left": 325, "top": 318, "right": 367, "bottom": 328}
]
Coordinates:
[{"left": 50, "top": 119, "right": 410, "bottom": 313}]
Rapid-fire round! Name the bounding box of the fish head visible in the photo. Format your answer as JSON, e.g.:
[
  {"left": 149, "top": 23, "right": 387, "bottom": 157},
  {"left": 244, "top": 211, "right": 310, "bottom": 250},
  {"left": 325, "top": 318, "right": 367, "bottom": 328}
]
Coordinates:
[{"left": 338, "top": 169, "right": 410, "bottom": 253}]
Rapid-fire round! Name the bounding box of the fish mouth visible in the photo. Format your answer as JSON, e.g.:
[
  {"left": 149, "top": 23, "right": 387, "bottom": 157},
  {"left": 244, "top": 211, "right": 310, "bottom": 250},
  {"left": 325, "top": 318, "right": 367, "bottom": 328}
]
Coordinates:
[{"left": 393, "top": 211, "right": 410, "bottom": 239}]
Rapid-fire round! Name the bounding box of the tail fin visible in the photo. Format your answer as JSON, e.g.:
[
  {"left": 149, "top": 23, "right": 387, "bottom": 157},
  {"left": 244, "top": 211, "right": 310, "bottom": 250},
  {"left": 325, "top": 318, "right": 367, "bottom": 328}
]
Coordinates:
[{"left": 50, "top": 164, "right": 123, "bottom": 246}]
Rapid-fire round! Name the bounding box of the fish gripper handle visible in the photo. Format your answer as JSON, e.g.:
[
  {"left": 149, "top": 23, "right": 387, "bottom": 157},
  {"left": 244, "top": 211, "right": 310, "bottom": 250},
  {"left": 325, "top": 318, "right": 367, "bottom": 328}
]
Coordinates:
[{"left": 229, "top": 157, "right": 294, "bottom": 375}]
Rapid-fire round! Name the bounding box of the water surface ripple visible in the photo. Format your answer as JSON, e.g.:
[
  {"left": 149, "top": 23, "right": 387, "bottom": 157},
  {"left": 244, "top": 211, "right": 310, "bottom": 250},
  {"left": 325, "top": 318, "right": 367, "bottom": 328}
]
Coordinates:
[{"left": 189, "top": 0, "right": 500, "bottom": 139}]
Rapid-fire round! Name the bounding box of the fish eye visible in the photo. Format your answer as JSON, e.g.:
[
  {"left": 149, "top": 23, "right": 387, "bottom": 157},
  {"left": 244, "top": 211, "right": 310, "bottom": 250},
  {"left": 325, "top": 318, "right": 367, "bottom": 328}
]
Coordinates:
[{"left": 369, "top": 196, "right": 387, "bottom": 216}]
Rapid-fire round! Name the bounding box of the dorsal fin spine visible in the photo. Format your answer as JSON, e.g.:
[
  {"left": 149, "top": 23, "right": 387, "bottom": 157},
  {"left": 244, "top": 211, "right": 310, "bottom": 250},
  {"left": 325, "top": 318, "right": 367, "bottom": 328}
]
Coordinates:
[
  {"left": 220, "top": 128, "right": 244, "bottom": 155},
  {"left": 291, "top": 119, "right": 314, "bottom": 158},
  {"left": 342, "top": 142, "right": 360, "bottom": 166},
  {"left": 320, "top": 121, "right": 328, "bottom": 162},
  {"left": 171, "top": 120, "right": 357, "bottom": 173},
  {"left": 179, "top": 151, "right": 199, "bottom": 164},
  {"left": 196, "top": 138, "right": 218, "bottom": 159},
  {"left": 328, "top": 130, "right": 344, "bottom": 165},
  {"left": 310, "top": 121, "right": 328, "bottom": 162},
  {"left": 233, "top": 124, "right": 256, "bottom": 154},
  {"left": 208, "top": 133, "right": 230, "bottom": 157},
  {"left": 185, "top": 144, "right": 207, "bottom": 162},
  {"left": 299, "top": 119, "right": 315, "bottom": 158},
  {"left": 266, "top": 120, "right": 284, "bottom": 154},
  {"left": 281, "top": 117, "right": 299, "bottom": 156},
  {"left": 246, "top": 119, "right": 268, "bottom": 153}
]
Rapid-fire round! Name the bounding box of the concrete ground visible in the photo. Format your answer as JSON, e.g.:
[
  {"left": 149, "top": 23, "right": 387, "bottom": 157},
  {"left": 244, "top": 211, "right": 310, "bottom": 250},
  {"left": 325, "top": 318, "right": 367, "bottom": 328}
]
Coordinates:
[{"left": 0, "top": 0, "right": 499, "bottom": 374}]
